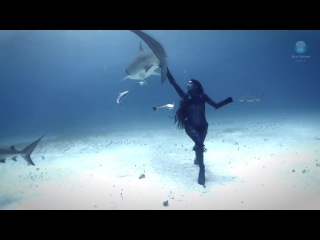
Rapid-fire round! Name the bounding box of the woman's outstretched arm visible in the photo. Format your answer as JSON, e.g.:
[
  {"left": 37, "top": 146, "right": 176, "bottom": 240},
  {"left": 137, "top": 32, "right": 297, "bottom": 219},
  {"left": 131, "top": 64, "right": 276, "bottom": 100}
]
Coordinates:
[
  {"left": 167, "top": 67, "right": 187, "bottom": 99},
  {"left": 204, "top": 94, "right": 233, "bottom": 109}
]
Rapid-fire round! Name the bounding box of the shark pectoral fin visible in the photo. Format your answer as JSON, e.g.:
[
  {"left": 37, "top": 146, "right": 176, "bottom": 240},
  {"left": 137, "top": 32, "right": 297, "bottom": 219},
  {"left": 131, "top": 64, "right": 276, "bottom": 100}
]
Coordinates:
[
  {"left": 0, "top": 159, "right": 5, "bottom": 163},
  {"left": 12, "top": 156, "right": 18, "bottom": 161},
  {"left": 144, "top": 65, "right": 153, "bottom": 73},
  {"left": 122, "top": 76, "right": 128, "bottom": 81}
]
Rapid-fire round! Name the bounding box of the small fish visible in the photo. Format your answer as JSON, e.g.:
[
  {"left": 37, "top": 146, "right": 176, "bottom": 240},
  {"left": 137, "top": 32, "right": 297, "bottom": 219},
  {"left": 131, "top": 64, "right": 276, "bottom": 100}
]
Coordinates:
[
  {"left": 152, "top": 103, "right": 174, "bottom": 111},
  {"left": 117, "top": 91, "right": 129, "bottom": 104}
]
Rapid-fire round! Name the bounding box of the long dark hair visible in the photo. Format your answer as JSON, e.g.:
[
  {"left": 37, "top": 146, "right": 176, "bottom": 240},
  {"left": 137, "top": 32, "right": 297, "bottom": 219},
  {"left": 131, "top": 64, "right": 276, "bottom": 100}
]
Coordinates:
[{"left": 174, "top": 79, "right": 204, "bottom": 130}]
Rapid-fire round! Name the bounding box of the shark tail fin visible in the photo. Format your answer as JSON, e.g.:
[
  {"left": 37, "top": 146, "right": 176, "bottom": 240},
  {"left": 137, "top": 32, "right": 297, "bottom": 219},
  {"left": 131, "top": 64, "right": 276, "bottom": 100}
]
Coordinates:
[
  {"left": 21, "top": 135, "right": 44, "bottom": 166},
  {"left": 152, "top": 106, "right": 158, "bottom": 111},
  {"left": 0, "top": 159, "right": 5, "bottom": 163},
  {"left": 160, "top": 62, "right": 168, "bottom": 84},
  {"left": 139, "top": 41, "right": 143, "bottom": 52}
]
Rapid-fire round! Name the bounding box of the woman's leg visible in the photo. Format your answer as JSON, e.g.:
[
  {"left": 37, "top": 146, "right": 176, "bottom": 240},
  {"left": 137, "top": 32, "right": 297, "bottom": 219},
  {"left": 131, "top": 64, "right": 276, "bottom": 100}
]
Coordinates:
[
  {"left": 185, "top": 124, "right": 205, "bottom": 149},
  {"left": 186, "top": 126, "right": 207, "bottom": 165},
  {"left": 197, "top": 127, "right": 207, "bottom": 185},
  {"left": 185, "top": 124, "right": 207, "bottom": 186}
]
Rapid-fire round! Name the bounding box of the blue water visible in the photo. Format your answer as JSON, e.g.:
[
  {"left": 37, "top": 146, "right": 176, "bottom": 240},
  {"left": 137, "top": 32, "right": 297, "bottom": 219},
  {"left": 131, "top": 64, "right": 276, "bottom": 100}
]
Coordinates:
[{"left": 0, "top": 30, "right": 319, "bottom": 143}]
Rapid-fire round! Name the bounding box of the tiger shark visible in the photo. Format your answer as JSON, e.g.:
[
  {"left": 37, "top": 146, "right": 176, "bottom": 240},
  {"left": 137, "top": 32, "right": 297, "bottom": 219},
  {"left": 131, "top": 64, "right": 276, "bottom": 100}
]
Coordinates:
[
  {"left": 0, "top": 135, "right": 44, "bottom": 166},
  {"left": 130, "top": 30, "right": 168, "bottom": 84},
  {"left": 122, "top": 41, "right": 161, "bottom": 86}
]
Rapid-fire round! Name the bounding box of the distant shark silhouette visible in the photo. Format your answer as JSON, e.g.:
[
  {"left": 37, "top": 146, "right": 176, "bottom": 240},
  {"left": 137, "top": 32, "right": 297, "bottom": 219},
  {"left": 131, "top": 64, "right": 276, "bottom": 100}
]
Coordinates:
[
  {"left": 122, "top": 41, "right": 161, "bottom": 86},
  {"left": 238, "top": 93, "right": 263, "bottom": 103},
  {"left": 130, "top": 30, "right": 168, "bottom": 84},
  {"left": 0, "top": 135, "right": 44, "bottom": 166}
]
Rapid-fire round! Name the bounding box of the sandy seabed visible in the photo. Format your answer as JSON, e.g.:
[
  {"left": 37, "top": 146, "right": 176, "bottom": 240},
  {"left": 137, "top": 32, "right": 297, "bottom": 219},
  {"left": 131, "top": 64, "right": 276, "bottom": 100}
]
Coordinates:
[{"left": 1, "top": 112, "right": 320, "bottom": 210}]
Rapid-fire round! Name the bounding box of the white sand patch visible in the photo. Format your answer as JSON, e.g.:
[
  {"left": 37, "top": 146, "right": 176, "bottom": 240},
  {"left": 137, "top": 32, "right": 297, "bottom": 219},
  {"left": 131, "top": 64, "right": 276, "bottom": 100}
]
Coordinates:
[{"left": 1, "top": 113, "right": 320, "bottom": 209}]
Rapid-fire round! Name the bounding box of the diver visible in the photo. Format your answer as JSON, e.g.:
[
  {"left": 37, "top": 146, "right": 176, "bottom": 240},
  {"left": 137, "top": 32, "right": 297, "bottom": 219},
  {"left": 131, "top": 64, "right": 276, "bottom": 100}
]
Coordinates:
[{"left": 166, "top": 67, "right": 233, "bottom": 186}]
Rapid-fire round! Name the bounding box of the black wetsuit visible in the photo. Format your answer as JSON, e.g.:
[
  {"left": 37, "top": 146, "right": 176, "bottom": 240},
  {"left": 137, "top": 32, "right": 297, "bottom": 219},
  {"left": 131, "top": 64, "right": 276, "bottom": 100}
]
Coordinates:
[
  {"left": 167, "top": 68, "right": 233, "bottom": 185},
  {"left": 167, "top": 68, "right": 231, "bottom": 151}
]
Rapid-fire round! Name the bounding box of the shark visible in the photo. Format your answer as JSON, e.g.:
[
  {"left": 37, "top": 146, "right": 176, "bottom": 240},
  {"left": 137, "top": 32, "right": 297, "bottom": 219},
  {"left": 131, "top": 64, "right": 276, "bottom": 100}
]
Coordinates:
[
  {"left": 130, "top": 30, "right": 168, "bottom": 84},
  {"left": 0, "top": 135, "right": 44, "bottom": 166},
  {"left": 238, "top": 93, "right": 263, "bottom": 103},
  {"left": 122, "top": 41, "right": 161, "bottom": 86}
]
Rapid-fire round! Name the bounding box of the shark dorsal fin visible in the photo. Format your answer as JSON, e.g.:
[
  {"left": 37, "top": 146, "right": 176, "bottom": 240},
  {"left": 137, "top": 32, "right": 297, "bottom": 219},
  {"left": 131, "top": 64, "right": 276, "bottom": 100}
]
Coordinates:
[
  {"left": 139, "top": 41, "right": 144, "bottom": 52},
  {"left": 10, "top": 146, "right": 16, "bottom": 151}
]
